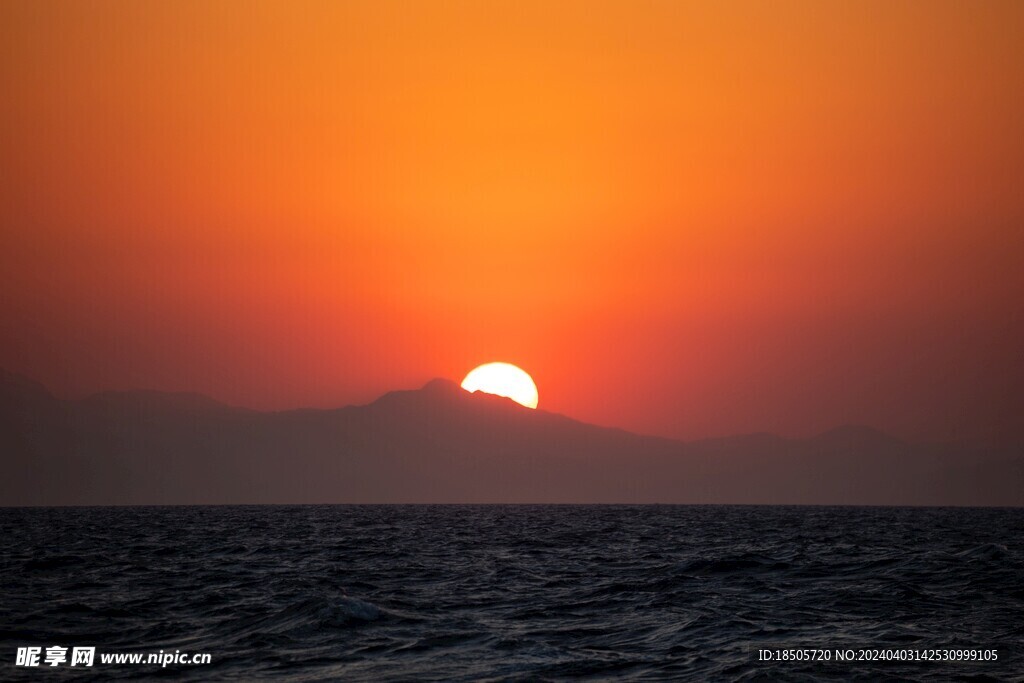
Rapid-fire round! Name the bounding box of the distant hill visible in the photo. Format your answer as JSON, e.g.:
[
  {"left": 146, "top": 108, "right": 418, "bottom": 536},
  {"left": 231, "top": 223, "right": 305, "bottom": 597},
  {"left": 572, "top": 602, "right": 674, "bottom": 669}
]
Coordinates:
[{"left": 0, "top": 371, "right": 1020, "bottom": 506}]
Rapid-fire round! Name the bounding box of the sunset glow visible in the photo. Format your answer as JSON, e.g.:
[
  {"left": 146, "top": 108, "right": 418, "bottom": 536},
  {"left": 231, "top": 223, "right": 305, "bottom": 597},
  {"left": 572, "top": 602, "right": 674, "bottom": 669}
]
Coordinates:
[{"left": 0, "top": 1, "right": 1021, "bottom": 444}]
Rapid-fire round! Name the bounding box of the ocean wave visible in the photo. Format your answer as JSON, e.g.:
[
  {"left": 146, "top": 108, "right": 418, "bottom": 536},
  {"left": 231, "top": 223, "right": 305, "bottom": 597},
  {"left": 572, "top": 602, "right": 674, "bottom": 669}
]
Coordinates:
[{"left": 2, "top": 504, "right": 1021, "bottom": 682}]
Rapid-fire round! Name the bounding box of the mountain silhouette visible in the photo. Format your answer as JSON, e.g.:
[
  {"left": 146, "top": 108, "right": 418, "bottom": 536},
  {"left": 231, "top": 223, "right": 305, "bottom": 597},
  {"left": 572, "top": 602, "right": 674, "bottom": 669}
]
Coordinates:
[{"left": 0, "top": 371, "right": 1020, "bottom": 506}]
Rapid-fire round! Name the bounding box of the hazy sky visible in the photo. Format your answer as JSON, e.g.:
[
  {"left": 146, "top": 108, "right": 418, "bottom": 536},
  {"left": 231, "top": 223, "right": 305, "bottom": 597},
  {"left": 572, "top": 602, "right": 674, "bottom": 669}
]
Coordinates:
[{"left": 1, "top": 1, "right": 1022, "bottom": 443}]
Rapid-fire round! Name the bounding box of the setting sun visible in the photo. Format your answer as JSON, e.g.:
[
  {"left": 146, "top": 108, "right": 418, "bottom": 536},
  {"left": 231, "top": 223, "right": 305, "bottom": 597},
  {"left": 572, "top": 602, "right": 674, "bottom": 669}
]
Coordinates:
[{"left": 461, "top": 363, "right": 539, "bottom": 409}]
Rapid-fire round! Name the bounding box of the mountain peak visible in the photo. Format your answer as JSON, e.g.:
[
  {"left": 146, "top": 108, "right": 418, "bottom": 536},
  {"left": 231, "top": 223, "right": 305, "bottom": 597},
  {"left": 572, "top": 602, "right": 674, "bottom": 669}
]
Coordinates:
[
  {"left": 421, "top": 377, "right": 463, "bottom": 394},
  {"left": 0, "top": 370, "right": 1018, "bottom": 506},
  {"left": 367, "top": 376, "right": 537, "bottom": 416}
]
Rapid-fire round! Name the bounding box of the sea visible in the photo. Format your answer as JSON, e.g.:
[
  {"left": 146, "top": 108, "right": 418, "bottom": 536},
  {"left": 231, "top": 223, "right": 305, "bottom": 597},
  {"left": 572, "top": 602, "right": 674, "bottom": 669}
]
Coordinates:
[{"left": 1, "top": 505, "right": 1022, "bottom": 681}]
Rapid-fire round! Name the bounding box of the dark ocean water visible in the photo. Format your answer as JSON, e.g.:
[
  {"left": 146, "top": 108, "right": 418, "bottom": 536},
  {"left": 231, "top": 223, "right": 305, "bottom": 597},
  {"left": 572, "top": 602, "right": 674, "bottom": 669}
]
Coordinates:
[{"left": 1, "top": 505, "right": 1022, "bottom": 681}]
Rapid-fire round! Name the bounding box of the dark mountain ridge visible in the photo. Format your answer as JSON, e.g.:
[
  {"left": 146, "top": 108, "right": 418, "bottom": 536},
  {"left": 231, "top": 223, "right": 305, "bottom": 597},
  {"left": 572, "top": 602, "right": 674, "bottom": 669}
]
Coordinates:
[{"left": 0, "top": 371, "right": 1019, "bottom": 506}]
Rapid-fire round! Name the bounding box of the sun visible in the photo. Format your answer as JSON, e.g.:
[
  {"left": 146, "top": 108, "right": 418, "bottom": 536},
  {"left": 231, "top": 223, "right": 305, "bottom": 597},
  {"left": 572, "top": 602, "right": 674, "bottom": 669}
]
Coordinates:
[{"left": 461, "top": 362, "right": 539, "bottom": 409}]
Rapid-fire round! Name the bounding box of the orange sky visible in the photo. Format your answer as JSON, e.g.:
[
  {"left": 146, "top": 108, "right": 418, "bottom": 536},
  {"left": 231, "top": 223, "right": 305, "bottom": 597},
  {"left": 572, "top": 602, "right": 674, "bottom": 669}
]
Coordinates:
[{"left": 2, "top": 1, "right": 1022, "bottom": 443}]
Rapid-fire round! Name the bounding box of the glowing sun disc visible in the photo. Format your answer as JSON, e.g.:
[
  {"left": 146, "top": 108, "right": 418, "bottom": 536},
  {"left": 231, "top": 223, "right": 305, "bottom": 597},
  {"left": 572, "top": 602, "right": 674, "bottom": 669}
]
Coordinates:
[{"left": 461, "top": 362, "right": 539, "bottom": 409}]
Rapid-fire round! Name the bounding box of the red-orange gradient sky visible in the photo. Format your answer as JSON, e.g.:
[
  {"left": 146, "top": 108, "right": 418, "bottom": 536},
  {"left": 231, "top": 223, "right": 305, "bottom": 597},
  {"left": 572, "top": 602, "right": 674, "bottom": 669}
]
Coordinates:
[{"left": 1, "top": 1, "right": 1022, "bottom": 444}]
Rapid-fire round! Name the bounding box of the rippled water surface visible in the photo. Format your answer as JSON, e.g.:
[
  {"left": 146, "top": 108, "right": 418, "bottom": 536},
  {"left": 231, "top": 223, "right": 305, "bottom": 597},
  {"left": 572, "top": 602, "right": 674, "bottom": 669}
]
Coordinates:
[{"left": 2, "top": 505, "right": 1022, "bottom": 681}]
